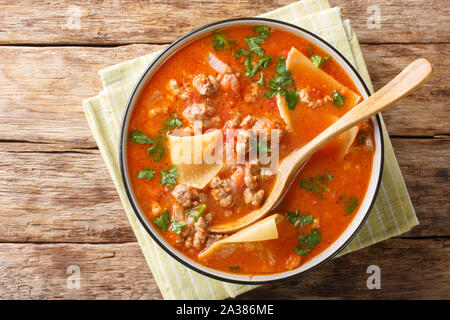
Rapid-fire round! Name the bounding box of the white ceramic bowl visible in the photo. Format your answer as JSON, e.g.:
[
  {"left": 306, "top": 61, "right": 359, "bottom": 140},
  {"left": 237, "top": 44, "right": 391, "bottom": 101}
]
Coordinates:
[{"left": 119, "top": 17, "right": 384, "bottom": 284}]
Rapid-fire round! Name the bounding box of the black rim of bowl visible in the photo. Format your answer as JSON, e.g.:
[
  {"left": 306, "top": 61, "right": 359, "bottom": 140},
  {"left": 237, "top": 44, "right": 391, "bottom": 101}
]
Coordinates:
[{"left": 119, "top": 17, "right": 385, "bottom": 285}]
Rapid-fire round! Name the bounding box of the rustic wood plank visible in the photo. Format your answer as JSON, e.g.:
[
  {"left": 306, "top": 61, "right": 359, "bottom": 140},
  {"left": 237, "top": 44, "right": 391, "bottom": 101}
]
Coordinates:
[
  {"left": 240, "top": 238, "right": 450, "bottom": 299},
  {"left": 0, "top": 0, "right": 448, "bottom": 45},
  {"left": 0, "top": 238, "right": 447, "bottom": 299},
  {"left": 0, "top": 242, "right": 162, "bottom": 299},
  {"left": 361, "top": 44, "right": 450, "bottom": 136},
  {"left": 0, "top": 137, "right": 448, "bottom": 243},
  {"left": 0, "top": 43, "right": 447, "bottom": 150}
]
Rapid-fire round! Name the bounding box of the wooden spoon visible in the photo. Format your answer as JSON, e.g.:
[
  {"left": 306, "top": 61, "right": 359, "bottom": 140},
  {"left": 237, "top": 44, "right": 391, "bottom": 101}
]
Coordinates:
[{"left": 209, "top": 58, "right": 432, "bottom": 234}]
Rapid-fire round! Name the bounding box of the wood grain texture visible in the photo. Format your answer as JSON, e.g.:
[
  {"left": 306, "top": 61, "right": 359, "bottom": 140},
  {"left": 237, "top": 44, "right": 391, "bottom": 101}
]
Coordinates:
[
  {"left": 0, "top": 0, "right": 448, "bottom": 300},
  {"left": 0, "top": 44, "right": 447, "bottom": 150},
  {"left": 0, "top": 0, "right": 448, "bottom": 45},
  {"left": 0, "top": 138, "right": 448, "bottom": 243},
  {"left": 0, "top": 238, "right": 447, "bottom": 299}
]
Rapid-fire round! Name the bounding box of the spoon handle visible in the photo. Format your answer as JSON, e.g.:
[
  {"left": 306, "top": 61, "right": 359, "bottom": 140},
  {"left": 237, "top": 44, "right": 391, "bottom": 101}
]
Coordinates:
[{"left": 292, "top": 58, "right": 432, "bottom": 164}]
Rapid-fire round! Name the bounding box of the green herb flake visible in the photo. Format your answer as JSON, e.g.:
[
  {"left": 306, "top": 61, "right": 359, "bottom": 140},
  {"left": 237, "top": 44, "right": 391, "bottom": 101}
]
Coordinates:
[
  {"left": 185, "top": 204, "right": 206, "bottom": 222},
  {"left": 332, "top": 90, "right": 346, "bottom": 108},
  {"left": 300, "top": 175, "right": 331, "bottom": 199},
  {"left": 229, "top": 265, "right": 241, "bottom": 272},
  {"left": 160, "top": 166, "right": 179, "bottom": 189},
  {"left": 358, "top": 134, "right": 368, "bottom": 144},
  {"left": 311, "top": 55, "right": 329, "bottom": 69},
  {"left": 345, "top": 197, "right": 359, "bottom": 214},
  {"left": 275, "top": 56, "right": 287, "bottom": 74},
  {"left": 164, "top": 114, "right": 183, "bottom": 130},
  {"left": 129, "top": 130, "right": 154, "bottom": 145},
  {"left": 266, "top": 56, "right": 299, "bottom": 110},
  {"left": 169, "top": 218, "right": 186, "bottom": 235},
  {"left": 137, "top": 168, "right": 155, "bottom": 181},
  {"left": 256, "top": 72, "right": 265, "bottom": 85},
  {"left": 234, "top": 48, "right": 250, "bottom": 58},
  {"left": 257, "top": 141, "right": 271, "bottom": 154},
  {"left": 327, "top": 172, "right": 334, "bottom": 181},
  {"left": 153, "top": 209, "right": 169, "bottom": 233},
  {"left": 298, "top": 228, "right": 321, "bottom": 249},
  {"left": 245, "top": 55, "right": 272, "bottom": 78},
  {"left": 254, "top": 25, "right": 270, "bottom": 38},
  {"left": 147, "top": 135, "right": 166, "bottom": 162},
  {"left": 294, "top": 247, "right": 312, "bottom": 256},
  {"left": 286, "top": 90, "right": 300, "bottom": 110},
  {"left": 286, "top": 211, "right": 314, "bottom": 228},
  {"left": 212, "top": 30, "right": 234, "bottom": 51},
  {"left": 295, "top": 228, "right": 321, "bottom": 256},
  {"left": 245, "top": 36, "right": 265, "bottom": 57},
  {"left": 307, "top": 44, "right": 312, "bottom": 58}
]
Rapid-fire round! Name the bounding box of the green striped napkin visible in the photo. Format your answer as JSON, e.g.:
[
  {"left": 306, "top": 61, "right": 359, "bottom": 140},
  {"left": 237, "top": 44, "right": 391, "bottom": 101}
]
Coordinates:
[{"left": 83, "top": 0, "right": 418, "bottom": 300}]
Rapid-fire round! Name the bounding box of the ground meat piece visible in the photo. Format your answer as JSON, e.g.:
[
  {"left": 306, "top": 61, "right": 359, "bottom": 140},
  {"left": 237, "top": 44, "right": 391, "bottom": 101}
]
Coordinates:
[
  {"left": 171, "top": 184, "right": 206, "bottom": 208},
  {"left": 192, "top": 74, "right": 218, "bottom": 96},
  {"left": 210, "top": 177, "right": 236, "bottom": 208},
  {"left": 182, "top": 102, "right": 216, "bottom": 127},
  {"left": 171, "top": 184, "right": 194, "bottom": 207},
  {"left": 192, "top": 216, "right": 208, "bottom": 249},
  {"left": 244, "top": 163, "right": 260, "bottom": 189},
  {"left": 243, "top": 188, "right": 265, "bottom": 206}
]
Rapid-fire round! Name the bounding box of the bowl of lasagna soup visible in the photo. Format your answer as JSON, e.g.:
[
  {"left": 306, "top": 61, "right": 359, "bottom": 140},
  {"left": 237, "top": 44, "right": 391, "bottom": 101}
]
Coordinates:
[{"left": 119, "top": 18, "right": 384, "bottom": 284}]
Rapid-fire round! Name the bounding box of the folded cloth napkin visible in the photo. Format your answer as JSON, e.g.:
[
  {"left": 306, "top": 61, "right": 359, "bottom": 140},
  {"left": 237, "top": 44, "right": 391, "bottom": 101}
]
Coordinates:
[{"left": 83, "top": 0, "right": 418, "bottom": 300}]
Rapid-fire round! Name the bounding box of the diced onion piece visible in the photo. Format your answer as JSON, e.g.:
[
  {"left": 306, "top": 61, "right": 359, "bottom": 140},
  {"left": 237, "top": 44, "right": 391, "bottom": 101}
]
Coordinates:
[
  {"left": 199, "top": 214, "right": 284, "bottom": 259},
  {"left": 208, "top": 52, "right": 231, "bottom": 75},
  {"left": 168, "top": 130, "right": 224, "bottom": 189},
  {"left": 275, "top": 94, "right": 293, "bottom": 132}
]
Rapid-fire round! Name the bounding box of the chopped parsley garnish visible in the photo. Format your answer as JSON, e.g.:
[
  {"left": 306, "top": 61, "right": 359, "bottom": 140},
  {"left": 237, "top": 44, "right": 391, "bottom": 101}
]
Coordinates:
[
  {"left": 245, "top": 55, "right": 272, "bottom": 78},
  {"left": 358, "top": 134, "right": 368, "bottom": 144},
  {"left": 212, "top": 30, "right": 234, "bottom": 51},
  {"left": 163, "top": 114, "right": 183, "bottom": 130},
  {"left": 153, "top": 209, "right": 169, "bottom": 233},
  {"left": 129, "top": 130, "right": 154, "bottom": 144},
  {"left": 244, "top": 36, "right": 266, "bottom": 57},
  {"left": 307, "top": 44, "right": 312, "bottom": 58},
  {"left": 229, "top": 265, "right": 241, "bottom": 272},
  {"left": 185, "top": 204, "right": 206, "bottom": 222},
  {"left": 299, "top": 174, "right": 332, "bottom": 199},
  {"left": 327, "top": 172, "right": 334, "bottom": 181},
  {"left": 160, "top": 166, "right": 178, "bottom": 189},
  {"left": 147, "top": 135, "right": 166, "bottom": 162},
  {"left": 294, "top": 248, "right": 311, "bottom": 256},
  {"left": 346, "top": 197, "right": 359, "bottom": 214},
  {"left": 266, "top": 56, "right": 299, "bottom": 110},
  {"left": 257, "top": 141, "right": 271, "bottom": 154},
  {"left": 254, "top": 25, "right": 270, "bottom": 38},
  {"left": 311, "top": 55, "right": 329, "bottom": 69},
  {"left": 234, "top": 48, "right": 250, "bottom": 58},
  {"left": 256, "top": 72, "right": 265, "bottom": 85},
  {"left": 286, "top": 210, "right": 314, "bottom": 228},
  {"left": 169, "top": 218, "right": 186, "bottom": 234},
  {"left": 295, "top": 228, "right": 321, "bottom": 256},
  {"left": 298, "top": 228, "right": 321, "bottom": 248},
  {"left": 332, "top": 90, "right": 346, "bottom": 108},
  {"left": 137, "top": 168, "right": 155, "bottom": 181}
]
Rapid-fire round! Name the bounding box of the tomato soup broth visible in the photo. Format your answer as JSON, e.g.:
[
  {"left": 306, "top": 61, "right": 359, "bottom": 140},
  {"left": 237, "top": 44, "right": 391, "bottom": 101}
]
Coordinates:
[{"left": 126, "top": 25, "right": 375, "bottom": 275}]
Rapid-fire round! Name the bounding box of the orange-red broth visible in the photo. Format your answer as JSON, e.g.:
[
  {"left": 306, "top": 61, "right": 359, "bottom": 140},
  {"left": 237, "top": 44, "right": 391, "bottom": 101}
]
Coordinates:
[{"left": 127, "top": 25, "right": 375, "bottom": 275}]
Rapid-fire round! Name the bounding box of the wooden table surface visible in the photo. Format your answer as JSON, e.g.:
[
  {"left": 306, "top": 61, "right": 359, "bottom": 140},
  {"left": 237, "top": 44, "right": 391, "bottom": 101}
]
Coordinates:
[{"left": 0, "top": 0, "right": 448, "bottom": 299}]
